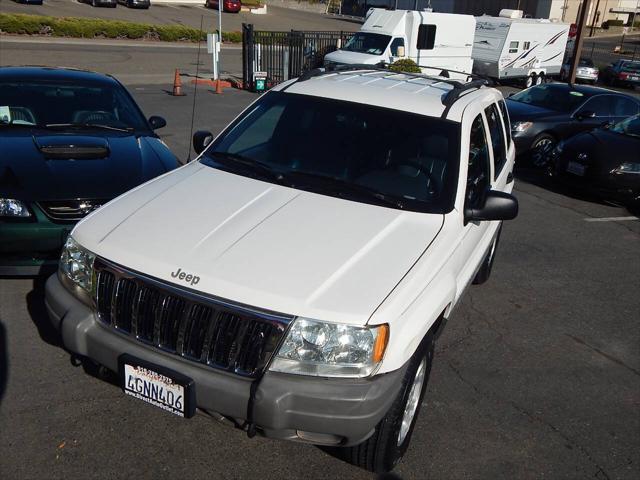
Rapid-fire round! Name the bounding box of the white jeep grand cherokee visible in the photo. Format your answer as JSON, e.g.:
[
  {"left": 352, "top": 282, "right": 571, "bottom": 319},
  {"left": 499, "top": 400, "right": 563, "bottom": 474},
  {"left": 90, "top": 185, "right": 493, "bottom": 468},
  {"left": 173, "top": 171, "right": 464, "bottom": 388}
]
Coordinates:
[{"left": 46, "top": 68, "right": 518, "bottom": 473}]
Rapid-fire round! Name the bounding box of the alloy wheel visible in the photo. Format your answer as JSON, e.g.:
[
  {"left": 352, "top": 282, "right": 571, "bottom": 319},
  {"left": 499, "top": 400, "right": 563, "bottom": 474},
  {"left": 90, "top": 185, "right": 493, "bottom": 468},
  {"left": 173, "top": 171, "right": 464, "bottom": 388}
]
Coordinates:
[{"left": 398, "top": 357, "right": 427, "bottom": 446}]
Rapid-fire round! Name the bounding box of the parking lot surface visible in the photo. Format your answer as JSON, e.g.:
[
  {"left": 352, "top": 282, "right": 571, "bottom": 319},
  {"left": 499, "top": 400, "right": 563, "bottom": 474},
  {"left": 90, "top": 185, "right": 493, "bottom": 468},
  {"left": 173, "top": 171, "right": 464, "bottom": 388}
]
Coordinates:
[{"left": 1, "top": 79, "right": 639, "bottom": 479}]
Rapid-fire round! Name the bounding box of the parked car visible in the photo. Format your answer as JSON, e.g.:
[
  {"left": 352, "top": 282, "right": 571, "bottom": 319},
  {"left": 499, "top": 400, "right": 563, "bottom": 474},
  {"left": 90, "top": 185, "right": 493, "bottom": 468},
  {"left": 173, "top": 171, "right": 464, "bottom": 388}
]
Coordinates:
[
  {"left": 117, "top": 0, "right": 150, "bottom": 8},
  {"left": 506, "top": 82, "right": 640, "bottom": 164},
  {"left": 559, "top": 57, "right": 599, "bottom": 84},
  {"left": 549, "top": 114, "right": 640, "bottom": 206},
  {"left": 0, "top": 66, "right": 179, "bottom": 275},
  {"left": 205, "top": 0, "right": 241, "bottom": 13},
  {"left": 45, "top": 68, "right": 518, "bottom": 474},
  {"left": 83, "top": 0, "right": 117, "bottom": 7},
  {"left": 601, "top": 60, "right": 640, "bottom": 89}
]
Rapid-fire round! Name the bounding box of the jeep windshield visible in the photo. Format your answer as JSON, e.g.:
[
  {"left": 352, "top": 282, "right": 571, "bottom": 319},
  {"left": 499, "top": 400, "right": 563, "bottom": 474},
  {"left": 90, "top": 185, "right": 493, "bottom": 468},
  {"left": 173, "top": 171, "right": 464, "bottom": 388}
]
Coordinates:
[
  {"left": 201, "top": 91, "right": 460, "bottom": 214},
  {"left": 342, "top": 32, "right": 392, "bottom": 56}
]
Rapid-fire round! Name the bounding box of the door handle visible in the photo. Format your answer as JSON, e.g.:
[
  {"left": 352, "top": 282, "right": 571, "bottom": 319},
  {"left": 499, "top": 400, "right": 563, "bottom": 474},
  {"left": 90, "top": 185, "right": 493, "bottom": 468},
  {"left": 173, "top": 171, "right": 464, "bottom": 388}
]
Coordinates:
[{"left": 507, "top": 172, "right": 514, "bottom": 184}]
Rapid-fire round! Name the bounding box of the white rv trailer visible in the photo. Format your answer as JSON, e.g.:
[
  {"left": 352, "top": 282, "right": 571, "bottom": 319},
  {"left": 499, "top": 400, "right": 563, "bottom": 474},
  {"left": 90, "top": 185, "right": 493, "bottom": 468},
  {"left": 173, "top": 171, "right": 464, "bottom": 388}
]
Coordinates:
[
  {"left": 324, "top": 8, "right": 475, "bottom": 75},
  {"left": 472, "top": 9, "right": 570, "bottom": 87}
]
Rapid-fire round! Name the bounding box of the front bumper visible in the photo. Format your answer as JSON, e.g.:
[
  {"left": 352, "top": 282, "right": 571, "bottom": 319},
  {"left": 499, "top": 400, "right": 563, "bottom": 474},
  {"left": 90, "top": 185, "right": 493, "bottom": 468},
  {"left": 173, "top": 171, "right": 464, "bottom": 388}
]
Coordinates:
[
  {"left": 0, "top": 208, "right": 72, "bottom": 276},
  {"left": 513, "top": 133, "right": 535, "bottom": 155},
  {"left": 45, "top": 273, "right": 405, "bottom": 446},
  {"left": 554, "top": 156, "right": 640, "bottom": 203}
]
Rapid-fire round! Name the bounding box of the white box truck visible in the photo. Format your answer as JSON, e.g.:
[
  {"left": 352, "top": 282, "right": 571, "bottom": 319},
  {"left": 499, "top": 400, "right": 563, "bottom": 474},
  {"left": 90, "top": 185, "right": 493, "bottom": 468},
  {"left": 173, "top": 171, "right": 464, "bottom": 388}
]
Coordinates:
[
  {"left": 324, "top": 8, "right": 475, "bottom": 75},
  {"left": 472, "top": 9, "right": 570, "bottom": 87}
]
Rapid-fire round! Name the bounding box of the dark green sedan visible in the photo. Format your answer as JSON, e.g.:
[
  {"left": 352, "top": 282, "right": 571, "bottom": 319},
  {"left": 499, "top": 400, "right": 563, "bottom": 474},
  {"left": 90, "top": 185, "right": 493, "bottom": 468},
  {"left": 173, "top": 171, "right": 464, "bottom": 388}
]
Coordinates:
[{"left": 0, "top": 67, "right": 179, "bottom": 275}]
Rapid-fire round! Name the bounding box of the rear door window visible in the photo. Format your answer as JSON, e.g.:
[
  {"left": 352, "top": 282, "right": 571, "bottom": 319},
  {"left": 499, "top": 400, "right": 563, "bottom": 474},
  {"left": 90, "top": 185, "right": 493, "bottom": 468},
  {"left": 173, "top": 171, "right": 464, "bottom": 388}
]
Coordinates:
[
  {"left": 611, "top": 96, "right": 640, "bottom": 117},
  {"left": 466, "top": 115, "right": 491, "bottom": 211},
  {"left": 498, "top": 99, "right": 512, "bottom": 147},
  {"left": 484, "top": 104, "right": 507, "bottom": 179}
]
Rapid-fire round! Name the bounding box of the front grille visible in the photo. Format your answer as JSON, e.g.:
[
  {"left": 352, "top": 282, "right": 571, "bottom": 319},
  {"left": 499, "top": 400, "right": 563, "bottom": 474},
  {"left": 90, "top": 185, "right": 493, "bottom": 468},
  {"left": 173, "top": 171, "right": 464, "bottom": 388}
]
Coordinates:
[
  {"left": 38, "top": 199, "right": 107, "bottom": 222},
  {"left": 93, "top": 259, "right": 291, "bottom": 377}
]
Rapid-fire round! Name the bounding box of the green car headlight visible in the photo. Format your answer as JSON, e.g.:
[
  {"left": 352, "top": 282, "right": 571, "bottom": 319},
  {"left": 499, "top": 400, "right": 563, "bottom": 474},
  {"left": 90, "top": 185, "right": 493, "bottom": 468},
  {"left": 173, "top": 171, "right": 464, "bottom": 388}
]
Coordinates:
[
  {"left": 270, "top": 318, "right": 389, "bottom": 378},
  {"left": 0, "top": 198, "right": 31, "bottom": 218},
  {"left": 59, "top": 236, "right": 96, "bottom": 295}
]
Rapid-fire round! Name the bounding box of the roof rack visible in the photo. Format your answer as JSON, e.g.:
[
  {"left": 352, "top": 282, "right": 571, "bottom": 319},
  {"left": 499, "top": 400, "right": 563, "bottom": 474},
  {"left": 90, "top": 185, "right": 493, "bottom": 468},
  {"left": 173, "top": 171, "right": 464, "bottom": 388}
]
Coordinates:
[{"left": 294, "top": 63, "right": 492, "bottom": 115}]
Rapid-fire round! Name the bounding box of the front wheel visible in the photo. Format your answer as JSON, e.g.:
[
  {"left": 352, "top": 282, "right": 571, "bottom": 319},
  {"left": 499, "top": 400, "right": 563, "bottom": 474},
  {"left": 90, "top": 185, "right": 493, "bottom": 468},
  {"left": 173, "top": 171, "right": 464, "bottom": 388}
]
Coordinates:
[
  {"left": 339, "top": 332, "right": 435, "bottom": 473},
  {"left": 530, "top": 133, "right": 556, "bottom": 167},
  {"left": 535, "top": 73, "right": 544, "bottom": 85}
]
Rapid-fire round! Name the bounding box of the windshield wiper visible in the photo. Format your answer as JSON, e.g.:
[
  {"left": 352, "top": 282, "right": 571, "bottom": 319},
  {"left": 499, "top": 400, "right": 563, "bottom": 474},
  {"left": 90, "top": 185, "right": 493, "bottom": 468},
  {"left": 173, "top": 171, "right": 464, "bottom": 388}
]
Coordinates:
[
  {"left": 43, "top": 123, "right": 133, "bottom": 133},
  {"left": 285, "top": 171, "right": 406, "bottom": 209},
  {"left": 0, "top": 122, "right": 36, "bottom": 128},
  {"left": 208, "top": 151, "right": 286, "bottom": 183}
]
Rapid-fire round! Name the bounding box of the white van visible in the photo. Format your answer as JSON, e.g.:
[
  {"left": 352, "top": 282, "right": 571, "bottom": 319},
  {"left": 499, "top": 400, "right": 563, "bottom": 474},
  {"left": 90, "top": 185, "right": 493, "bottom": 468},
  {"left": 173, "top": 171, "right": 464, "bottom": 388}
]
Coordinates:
[
  {"left": 324, "top": 8, "right": 475, "bottom": 75},
  {"left": 472, "top": 9, "right": 570, "bottom": 87}
]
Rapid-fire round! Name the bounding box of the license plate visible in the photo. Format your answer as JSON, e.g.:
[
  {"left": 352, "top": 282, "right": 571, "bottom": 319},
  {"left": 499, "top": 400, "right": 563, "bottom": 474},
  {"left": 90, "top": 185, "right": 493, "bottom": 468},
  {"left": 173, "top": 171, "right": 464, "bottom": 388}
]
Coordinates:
[
  {"left": 118, "top": 355, "right": 195, "bottom": 418},
  {"left": 630, "top": 76, "right": 639, "bottom": 81},
  {"left": 567, "top": 161, "right": 586, "bottom": 176}
]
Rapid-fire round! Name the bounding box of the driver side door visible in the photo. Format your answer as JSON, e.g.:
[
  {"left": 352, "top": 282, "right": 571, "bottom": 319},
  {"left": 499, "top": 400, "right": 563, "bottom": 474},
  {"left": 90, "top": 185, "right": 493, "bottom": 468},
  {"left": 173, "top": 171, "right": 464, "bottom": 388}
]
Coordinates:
[{"left": 455, "top": 111, "right": 496, "bottom": 296}]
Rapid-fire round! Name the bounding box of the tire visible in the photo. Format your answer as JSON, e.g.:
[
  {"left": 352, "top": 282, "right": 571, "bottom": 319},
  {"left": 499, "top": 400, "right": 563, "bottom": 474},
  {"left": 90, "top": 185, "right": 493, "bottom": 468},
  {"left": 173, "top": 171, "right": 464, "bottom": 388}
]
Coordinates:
[
  {"left": 339, "top": 331, "right": 435, "bottom": 473},
  {"left": 473, "top": 225, "right": 502, "bottom": 285},
  {"left": 91, "top": 0, "right": 96, "bottom": 6},
  {"left": 530, "top": 132, "right": 556, "bottom": 167},
  {"left": 525, "top": 74, "right": 535, "bottom": 88},
  {"left": 536, "top": 73, "right": 544, "bottom": 85}
]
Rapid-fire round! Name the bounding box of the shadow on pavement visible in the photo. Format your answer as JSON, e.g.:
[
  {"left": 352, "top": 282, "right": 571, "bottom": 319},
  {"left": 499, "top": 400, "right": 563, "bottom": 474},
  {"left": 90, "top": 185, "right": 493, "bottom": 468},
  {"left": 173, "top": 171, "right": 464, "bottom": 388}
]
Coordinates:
[
  {"left": 25, "top": 276, "right": 120, "bottom": 387},
  {"left": 0, "top": 320, "right": 7, "bottom": 405},
  {"left": 26, "top": 276, "right": 62, "bottom": 347}
]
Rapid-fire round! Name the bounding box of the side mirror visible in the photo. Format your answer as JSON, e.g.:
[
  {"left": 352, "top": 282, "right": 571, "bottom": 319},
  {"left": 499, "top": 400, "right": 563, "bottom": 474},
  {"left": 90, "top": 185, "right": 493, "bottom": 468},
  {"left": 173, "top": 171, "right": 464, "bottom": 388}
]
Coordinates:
[
  {"left": 465, "top": 190, "right": 518, "bottom": 223},
  {"left": 193, "top": 130, "right": 214, "bottom": 155},
  {"left": 576, "top": 110, "right": 596, "bottom": 121},
  {"left": 148, "top": 116, "right": 167, "bottom": 130}
]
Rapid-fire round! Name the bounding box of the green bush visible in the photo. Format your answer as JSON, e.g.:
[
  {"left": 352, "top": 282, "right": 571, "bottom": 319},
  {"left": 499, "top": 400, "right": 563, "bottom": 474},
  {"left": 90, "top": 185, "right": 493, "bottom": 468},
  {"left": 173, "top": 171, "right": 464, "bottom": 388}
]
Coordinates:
[
  {"left": 389, "top": 58, "right": 422, "bottom": 73},
  {"left": 0, "top": 13, "right": 242, "bottom": 43}
]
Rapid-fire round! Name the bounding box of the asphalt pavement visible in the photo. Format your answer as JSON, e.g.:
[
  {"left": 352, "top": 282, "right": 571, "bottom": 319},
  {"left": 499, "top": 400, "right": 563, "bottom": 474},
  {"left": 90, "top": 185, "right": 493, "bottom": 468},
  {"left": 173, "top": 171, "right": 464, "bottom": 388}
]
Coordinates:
[{"left": 1, "top": 80, "right": 639, "bottom": 479}]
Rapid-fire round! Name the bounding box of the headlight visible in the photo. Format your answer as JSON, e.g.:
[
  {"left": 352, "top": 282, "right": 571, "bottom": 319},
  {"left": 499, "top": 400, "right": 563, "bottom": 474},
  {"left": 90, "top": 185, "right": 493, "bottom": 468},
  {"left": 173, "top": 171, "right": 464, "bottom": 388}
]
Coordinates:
[
  {"left": 59, "top": 236, "right": 96, "bottom": 294},
  {"left": 0, "top": 198, "right": 31, "bottom": 217},
  {"left": 270, "top": 318, "right": 389, "bottom": 378},
  {"left": 613, "top": 162, "right": 640, "bottom": 174},
  {"left": 512, "top": 121, "right": 533, "bottom": 133}
]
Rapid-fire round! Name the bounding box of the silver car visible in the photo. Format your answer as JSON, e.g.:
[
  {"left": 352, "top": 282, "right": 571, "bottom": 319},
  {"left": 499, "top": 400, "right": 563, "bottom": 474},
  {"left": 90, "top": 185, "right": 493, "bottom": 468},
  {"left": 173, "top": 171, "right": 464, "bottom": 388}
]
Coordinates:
[{"left": 560, "top": 57, "right": 599, "bottom": 84}]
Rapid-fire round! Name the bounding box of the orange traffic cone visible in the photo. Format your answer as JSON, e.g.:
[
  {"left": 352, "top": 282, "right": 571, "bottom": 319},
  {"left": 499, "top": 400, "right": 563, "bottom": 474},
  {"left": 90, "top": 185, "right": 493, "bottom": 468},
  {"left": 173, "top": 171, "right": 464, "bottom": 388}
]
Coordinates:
[
  {"left": 215, "top": 78, "right": 224, "bottom": 94},
  {"left": 172, "top": 69, "right": 186, "bottom": 96}
]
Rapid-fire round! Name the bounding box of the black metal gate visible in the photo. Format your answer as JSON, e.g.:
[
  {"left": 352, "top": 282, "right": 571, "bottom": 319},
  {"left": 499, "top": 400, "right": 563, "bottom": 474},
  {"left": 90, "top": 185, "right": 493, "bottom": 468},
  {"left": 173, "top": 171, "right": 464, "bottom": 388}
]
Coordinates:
[{"left": 242, "top": 24, "right": 354, "bottom": 90}]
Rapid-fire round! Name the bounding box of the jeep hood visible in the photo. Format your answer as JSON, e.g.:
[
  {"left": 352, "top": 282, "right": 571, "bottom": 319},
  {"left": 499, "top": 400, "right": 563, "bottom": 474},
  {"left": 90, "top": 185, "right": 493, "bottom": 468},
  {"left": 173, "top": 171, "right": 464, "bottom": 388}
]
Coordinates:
[{"left": 75, "top": 163, "right": 444, "bottom": 325}]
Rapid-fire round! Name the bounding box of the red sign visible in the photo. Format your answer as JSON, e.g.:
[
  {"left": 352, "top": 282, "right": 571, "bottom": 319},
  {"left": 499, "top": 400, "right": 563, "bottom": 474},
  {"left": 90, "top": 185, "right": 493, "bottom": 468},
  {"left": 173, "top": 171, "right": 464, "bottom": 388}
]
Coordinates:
[{"left": 569, "top": 23, "right": 578, "bottom": 38}]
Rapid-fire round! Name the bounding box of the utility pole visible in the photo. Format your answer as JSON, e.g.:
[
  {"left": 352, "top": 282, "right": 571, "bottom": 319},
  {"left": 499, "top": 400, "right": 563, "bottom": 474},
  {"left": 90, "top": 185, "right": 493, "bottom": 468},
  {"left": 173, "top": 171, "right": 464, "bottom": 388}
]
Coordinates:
[
  {"left": 569, "top": 0, "right": 591, "bottom": 84},
  {"left": 589, "top": 0, "right": 600, "bottom": 37}
]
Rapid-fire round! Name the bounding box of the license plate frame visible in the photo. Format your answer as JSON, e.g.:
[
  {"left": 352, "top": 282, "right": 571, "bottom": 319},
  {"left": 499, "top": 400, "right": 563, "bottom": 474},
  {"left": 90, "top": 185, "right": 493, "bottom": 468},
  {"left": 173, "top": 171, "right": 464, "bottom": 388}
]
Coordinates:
[
  {"left": 118, "top": 354, "right": 196, "bottom": 418},
  {"left": 567, "top": 161, "right": 586, "bottom": 176}
]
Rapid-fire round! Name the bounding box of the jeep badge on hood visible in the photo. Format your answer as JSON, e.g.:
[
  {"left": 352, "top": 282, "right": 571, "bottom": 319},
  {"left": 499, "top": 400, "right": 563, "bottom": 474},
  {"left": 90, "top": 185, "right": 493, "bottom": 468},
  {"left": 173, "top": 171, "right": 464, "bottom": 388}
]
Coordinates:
[{"left": 170, "top": 268, "right": 200, "bottom": 286}]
